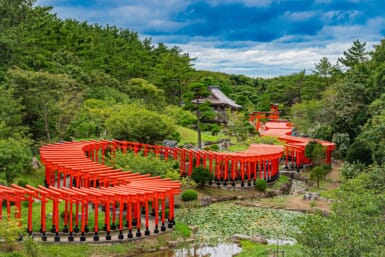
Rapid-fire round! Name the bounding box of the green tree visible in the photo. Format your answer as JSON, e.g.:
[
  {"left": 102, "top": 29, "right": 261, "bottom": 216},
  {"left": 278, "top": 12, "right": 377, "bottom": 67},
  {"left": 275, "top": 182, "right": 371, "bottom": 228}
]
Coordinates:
[
  {"left": 151, "top": 45, "right": 194, "bottom": 105},
  {"left": 310, "top": 166, "right": 327, "bottom": 188},
  {"left": 0, "top": 138, "right": 32, "bottom": 184},
  {"left": 290, "top": 100, "right": 323, "bottom": 135},
  {"left": 358, "top": 112, "right": 385, "bottom": 165},
  {"left": 296, "top": 213, "right": 332, "bottom": 257},
  {"left": 7, "top": 68, "right": 83, "bottom": 141},
  {"left": 326, "top": 79, "right": 370, "bottom": 139},
  {"left": 345, "top": 140, "right": 373, "bottom": 166},
  {"left": 105, "top": 105, "right": 176, "bottom": 144},
  {"left": 184, "top": 81, "right": 212, "bottom": 149},
  {"left": 68, "top": 99, "right": 112, "bottom": 138},
  {"left": 0, "top": 86, "right": 27, "bottom": 138},
  {"left": 340, "top": 161, "right": 365, "bottom": 180},
  {"left": 298, "top": 166, "right": 385, "bottom": 256},
  {"left": 305, "top": 141, "right": 325, "bottom": 166},
  {"left": 331, "top": 132, "right": 350, "bottom": 157},
  {"left": 165, "top": 105, "right": 196, "bottom": 127},
  {"left": 225, "top": 111, "right": 252, "bottom": 142},
  {"left": 338, "top": 40, "right": 368, "bottom": 69},
  {"left": 122, "top": 78, "right": 166, "bottom": 109},
  {"left": 313, "top": 57, "right": 333, "bottom": 87}
]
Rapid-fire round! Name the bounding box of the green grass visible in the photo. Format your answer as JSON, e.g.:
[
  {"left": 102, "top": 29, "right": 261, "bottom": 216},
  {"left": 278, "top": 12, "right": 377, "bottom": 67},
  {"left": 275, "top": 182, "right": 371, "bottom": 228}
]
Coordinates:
[
  {"left": 237, "top": 241, "right": 303, "bottom": 257},
  {"left": 16, "top": 168, "right": 45, "bottom": 187},
  {"left": 4, "top": 200, "right": 107, "bottom": 233},
  {"left": 260, "top": 195, "right": 289, "bottom": 206},
  {"left": 174, "top": 222, "right": 191, "bottom": 238},
  {"left": 176, "top": 126, "right": 221, "bottom": 145},
  {"left": 0, "top": 241, "right": 135, "bottom": 257},
  {"left": 227, "top": 143, "right": 249, "bottom": 152},
  {"left": 271, "top": 175, "right": 289, "bottom": 190},
  {"left": 319, "top": 188, "right": 339, "bottom": 199}
]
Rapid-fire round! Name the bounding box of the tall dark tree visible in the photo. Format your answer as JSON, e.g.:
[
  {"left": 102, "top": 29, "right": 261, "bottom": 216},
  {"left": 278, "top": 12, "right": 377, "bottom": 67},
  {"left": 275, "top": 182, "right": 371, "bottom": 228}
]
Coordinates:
[{"left": 185, "top": 82, "right": 212, "bottom": 149}]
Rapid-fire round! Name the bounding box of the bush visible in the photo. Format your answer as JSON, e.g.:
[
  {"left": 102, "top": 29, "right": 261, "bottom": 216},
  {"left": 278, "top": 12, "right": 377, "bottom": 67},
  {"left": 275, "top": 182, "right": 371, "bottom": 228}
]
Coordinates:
[
  {"left": 60, "top": 210, "right": 75, "bottom": 219},
  {"left": 340, "top": 161, "right": 365, "bottom": 180},
  {"left": 181, "top": 189, "right": 198, "bottom": 202},
  {"left": 191, "top": 167, "right": 213, "bottom": 187},
  {"left": 346, "top": 141, "right": 373, "bottom": 166},
  {"left": 209, "top": 144, "right": 219, "bottom": 151},
  {"left": 105, "top": 104, "right": 176, "bottom": 144},
  {"left": 165, "top": 106, "right": 196, "bottom": 127},
  {"left": 17, "top": 180, "right": 27, "bottom": 187},
  {"left": 210, "top": 124, "right": 221, "bottom": 136},
  {"left": 113, "top": 151, "right": 179, "bottom": 177},
  {"left": 255, "top": 179, "right": 267, "bottom": 192}
]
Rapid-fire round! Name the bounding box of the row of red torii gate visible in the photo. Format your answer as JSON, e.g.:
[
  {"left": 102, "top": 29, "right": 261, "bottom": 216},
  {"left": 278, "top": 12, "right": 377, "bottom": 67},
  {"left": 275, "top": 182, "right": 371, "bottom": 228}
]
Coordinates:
[{"left": 0, "top": 107, "right": 335, "bottom": 242}]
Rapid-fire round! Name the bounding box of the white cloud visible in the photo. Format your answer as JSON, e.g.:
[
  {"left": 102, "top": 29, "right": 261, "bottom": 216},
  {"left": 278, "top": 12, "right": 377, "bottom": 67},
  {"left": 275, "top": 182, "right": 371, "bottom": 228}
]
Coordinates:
[
  {"left": 282, "top": 11, "right": 317, "bottom": 21},
  {"left": 321, "top": 10, "right": 361, "bottom": 23},
  {"left": 35, "top": 0, "right": 385, "bottom": 78},
  {"left": 173, "top": 38, "right": 378, "bottom": 78},
  {"left": 207, "top": 0, "right": 272, "bottom": 7}
]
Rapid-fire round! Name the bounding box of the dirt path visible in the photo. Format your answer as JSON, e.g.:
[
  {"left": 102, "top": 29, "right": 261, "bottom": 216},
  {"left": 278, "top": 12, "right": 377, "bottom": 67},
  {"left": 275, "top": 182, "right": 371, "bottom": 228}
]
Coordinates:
[{"left": 327, "top": 160, "right": 342, "bottom": 182}]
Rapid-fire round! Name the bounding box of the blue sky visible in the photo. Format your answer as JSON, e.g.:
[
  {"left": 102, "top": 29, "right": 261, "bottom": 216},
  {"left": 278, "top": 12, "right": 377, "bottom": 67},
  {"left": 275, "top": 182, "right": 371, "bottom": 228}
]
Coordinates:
[{"left": 36, "top": 0, "right": 385, "bottom": 77}]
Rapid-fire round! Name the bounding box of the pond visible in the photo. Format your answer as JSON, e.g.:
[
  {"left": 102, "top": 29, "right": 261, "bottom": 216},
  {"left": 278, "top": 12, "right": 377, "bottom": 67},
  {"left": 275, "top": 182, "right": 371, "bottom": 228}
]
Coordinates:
[
  {"left": 175, "top": 202, "right": 303, "bottom": 242},
  {"left": 136, "top": 243, "right": 242, "bottom": 257}
]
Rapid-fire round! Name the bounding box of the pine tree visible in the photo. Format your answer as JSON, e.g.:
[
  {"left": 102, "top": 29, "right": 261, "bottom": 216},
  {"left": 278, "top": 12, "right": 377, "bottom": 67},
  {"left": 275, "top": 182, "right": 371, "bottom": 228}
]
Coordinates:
[
  {"left": 313, "top": 57, "right": 333, "bottom": 86},
  {"left": 338, "top": 40, "right": 368, "bottom": 68}
]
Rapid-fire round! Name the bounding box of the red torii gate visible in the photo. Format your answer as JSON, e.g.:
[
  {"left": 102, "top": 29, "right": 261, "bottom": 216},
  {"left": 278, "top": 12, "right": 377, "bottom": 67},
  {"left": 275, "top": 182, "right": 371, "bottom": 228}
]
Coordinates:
[
  {"left": 279, "top": 135, "right": 336, "bottom": 167},
  {"left": 249, "top": 105, "right": 336, "bottom": 168},
  {"left": 0, "top": 139, "right": 287, "bottom": 242},
  {"left": 110, "top": 140, "right": 284, "bottom": 186},
  {"left": 0, "top": 140, "right": 182, "bottom": 242}
]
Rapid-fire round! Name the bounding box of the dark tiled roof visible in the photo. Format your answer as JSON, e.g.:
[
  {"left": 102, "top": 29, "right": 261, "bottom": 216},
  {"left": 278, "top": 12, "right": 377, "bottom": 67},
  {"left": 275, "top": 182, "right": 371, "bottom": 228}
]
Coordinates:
[{"left": 191, "top": 86, "right": 242, "bottom": 109}]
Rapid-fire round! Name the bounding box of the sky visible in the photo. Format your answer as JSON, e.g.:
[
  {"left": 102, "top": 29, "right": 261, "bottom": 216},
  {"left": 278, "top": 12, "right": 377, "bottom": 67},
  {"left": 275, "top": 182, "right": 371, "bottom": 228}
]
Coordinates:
[{"left": 36, "top": 0, "right": 385, "bottom": 78}]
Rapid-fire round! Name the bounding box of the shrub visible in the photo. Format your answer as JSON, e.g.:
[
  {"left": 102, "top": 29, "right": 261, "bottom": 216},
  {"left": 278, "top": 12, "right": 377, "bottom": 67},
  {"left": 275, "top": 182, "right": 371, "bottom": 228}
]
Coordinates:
[
  {"left": 210, "top": 124, "right": 221, "bottom": 136},
  {"left": 209, "top": 144, "right": 219, "bottom": 151},
  {"left": 346, "top": 141, "right": 373, "bottom": 166},
  {"left": 60, "top": 210, "right": 75, "bottom": 219},
  {"left": 105, "top": 104, "right": 176, "bottom": 144},
  {"left": 255, "top": 178, "right": 267, "bottom": 192},
  {"left": 0, "top": 216, "right": 24, "bottom": 252},
  {"left": 17, "top": 180, "right": 27, "bottom": 187},
  {"left": 165, "top": 106, "right": 196, "bottom": 127},
  {"left": 340, "top": 161, "right": 365, "bottom": 180},
  {"left": 113, "top": 151, "right": 179, "bottom": 177},
  {"left": 191, "top": 167, "right": 213, "bottom": 187},
  {"left": 181, "top": 189, "right": 198, "bottom": 202}
]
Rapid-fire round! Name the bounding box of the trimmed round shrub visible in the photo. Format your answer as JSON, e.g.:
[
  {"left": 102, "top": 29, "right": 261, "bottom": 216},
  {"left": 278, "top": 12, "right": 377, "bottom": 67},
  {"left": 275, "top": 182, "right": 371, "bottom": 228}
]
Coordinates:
[
  {"left": 255, "top": 178, "right": 267, "bottom": 192},
  {"left": 210, "top": 144, "right": 219, "bottom": 151},
  {"left": 17, "top": 180, "right": 28, "bottom": 187},
  {"left": 191, "top": 167, "right": 213, "bottom": 187},
  {"left": 181, "top": 189, "right": 198, "bottom": 202},
  {"left": 60, "top": 210, "right": 75, "bottom": 219}
]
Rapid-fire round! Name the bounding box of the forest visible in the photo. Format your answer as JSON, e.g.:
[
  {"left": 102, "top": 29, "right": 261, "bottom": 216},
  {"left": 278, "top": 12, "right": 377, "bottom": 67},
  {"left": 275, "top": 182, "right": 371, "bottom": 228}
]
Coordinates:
[{"left": 0, "top": 1, "right": 385, "bottom": 256}]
